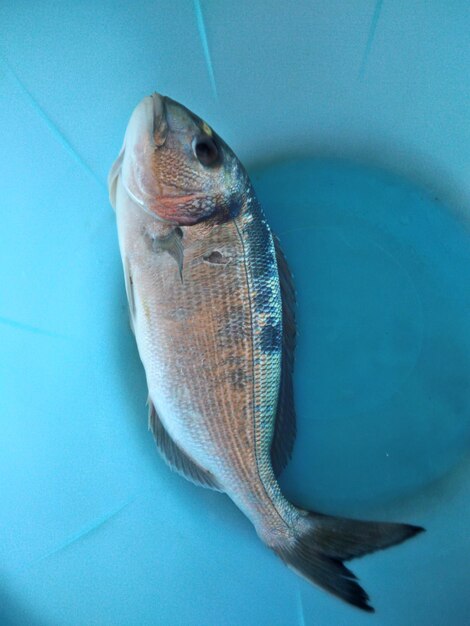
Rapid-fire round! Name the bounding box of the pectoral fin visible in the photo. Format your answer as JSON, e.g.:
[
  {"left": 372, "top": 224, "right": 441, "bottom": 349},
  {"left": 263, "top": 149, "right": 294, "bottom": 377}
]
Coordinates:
[{"left": 151, "top": 228, "right": 184, "bottom": 281}]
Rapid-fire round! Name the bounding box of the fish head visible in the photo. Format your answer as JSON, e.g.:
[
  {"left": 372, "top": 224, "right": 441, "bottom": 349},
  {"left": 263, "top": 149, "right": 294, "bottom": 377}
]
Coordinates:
[{"left": 109, "top": 93, "right": 247, "bottom": 225}]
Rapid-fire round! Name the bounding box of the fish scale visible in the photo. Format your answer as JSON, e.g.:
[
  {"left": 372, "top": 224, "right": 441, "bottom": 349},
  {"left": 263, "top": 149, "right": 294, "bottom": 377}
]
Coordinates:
[
  {"left": 234, "top": 196, "right": 296, "bottom": 526},
  {"left": 117, "top": 177, "right": 293, "bottom": 527},
  {"left": 111, "top": 93, "right": 425, "bottom": 613}
]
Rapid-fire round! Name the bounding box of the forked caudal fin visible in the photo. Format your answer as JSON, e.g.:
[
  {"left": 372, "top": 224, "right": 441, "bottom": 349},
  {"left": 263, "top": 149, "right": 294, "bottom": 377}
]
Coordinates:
[{"left": 272, "top": 510, "right": 424, "bottom": 612}]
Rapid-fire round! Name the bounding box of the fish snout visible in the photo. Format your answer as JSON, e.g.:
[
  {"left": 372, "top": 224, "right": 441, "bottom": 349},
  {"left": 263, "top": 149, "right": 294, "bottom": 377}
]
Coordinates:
[
  {"left": 150, "top": 92, "right": 168, "bottom": 147},
  {"left": 123, "top": 92, "right": 168, "bottom": 154}
]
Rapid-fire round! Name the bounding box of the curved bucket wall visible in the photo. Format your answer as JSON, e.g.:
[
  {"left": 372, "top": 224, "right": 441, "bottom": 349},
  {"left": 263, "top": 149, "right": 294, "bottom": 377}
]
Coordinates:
[{"left": 1, "top": 2, "right": 469, "bottom": 625}]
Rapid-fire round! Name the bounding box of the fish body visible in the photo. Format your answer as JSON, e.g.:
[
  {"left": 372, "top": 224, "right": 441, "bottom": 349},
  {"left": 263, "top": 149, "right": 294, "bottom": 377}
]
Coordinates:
[
  {"left": 110, "top": 94, "right": 424, "bottom": 612},
  {"left": 114, "top": 168, "right": 292, "bottom": 539}
]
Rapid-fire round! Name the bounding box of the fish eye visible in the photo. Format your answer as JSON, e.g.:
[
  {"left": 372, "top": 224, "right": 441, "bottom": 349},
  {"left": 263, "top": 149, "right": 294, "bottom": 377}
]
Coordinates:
[{"left": 192, "top": 135, "right": 220, "bottom": 167}]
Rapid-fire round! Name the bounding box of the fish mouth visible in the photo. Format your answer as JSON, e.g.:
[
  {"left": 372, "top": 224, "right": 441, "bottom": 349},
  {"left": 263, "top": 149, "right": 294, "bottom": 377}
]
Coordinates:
[
  {"left": 150, "top": 92, "right": 168, "bottom": 147},
  {"left": 123, "top": 92, "right": 168, "bottom": 153}
]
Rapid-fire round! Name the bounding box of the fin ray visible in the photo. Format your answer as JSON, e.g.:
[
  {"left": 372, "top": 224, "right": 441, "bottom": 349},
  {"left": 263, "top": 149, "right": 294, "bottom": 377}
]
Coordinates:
[
  {"left": 151, "top": 228, "right": 184, "bottom": 281},
  {"left": 271, "top": 235, "right": 297, "bottom": 476},
  {"left": 148, "top": 398, "right": 222, "bottom": 491},
  {"left": 274, "top": 510, "right": 424, "bottom": 612}
]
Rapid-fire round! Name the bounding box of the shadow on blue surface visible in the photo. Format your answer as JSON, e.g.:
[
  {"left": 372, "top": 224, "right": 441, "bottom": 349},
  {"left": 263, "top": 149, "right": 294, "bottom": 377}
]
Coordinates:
[
  {"left": 1, "top": 155, "right": 469, "bottom": 625},
  {"left": 250, "top": 158, "right": 470, "bottom": 517},
  {"left": 0, "top": 583, "right": 46, "bottom": 626}
]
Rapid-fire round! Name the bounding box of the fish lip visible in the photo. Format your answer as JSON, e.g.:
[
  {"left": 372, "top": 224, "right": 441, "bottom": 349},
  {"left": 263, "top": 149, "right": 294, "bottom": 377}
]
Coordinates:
[
  {"left": 151, "top": 92, "right": 164, "bottom": 118},
  {"left": 151, "top": 92, "right": 168, "bottom": 147}
]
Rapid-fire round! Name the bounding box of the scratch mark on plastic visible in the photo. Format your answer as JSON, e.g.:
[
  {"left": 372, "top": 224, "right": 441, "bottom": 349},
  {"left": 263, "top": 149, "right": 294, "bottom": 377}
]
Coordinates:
[
  {"left": 358, "top": 0, "right": 384, "bottom": 79},
  {"left": 193, "top": 0, "right": 218, "bottom": 100},
  {"left": 36, "top": 497, "right": 136, "bottom": 562},
  {"left": 296, "top": 587, "right": 307, "bottom": 626},
  {"left": 0, "top": 54, "right": 106, "bottom": 189},
  {"left": 0, "top": 315, "right": 63, "bottom": 339}
]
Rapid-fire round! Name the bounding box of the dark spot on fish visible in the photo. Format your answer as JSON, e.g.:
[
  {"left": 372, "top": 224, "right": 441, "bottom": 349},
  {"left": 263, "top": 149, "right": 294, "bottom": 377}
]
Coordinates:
[
  {"left": 259, "top": 319, "right": 282, "bottom": 353},
  {"left": 222, "top": 354, "right": 245, "bottom": 368},
  {"left": 203, "top": 250, "right": 227, "bottom": 265},
  {"left": 228, "top": 195, "right": 243, "bottom": 219},
  {"left": 171, "top": 306, "right": 190, "bottom": 321},
  {"left": 229, "top": 367, "right": 249, "bottom": 390},
  {"left": 174, "top": 227, "right": 183, "bottom": 239},
  {"left": 217, "top": 305, "right": 246, "bottom": 346},
  {"left": 253, "top": 280, "right": 277, "bottom": 313}
]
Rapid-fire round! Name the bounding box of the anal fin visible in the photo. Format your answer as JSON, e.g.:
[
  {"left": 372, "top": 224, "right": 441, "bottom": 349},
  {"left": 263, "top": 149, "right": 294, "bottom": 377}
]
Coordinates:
[{"left": 148, "top": 398, "right": 222, "bottom": 491}]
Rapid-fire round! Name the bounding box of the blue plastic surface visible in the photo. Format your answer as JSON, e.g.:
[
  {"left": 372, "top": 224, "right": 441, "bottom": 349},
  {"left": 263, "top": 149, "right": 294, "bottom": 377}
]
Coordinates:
[{"left": 1, "top": 2, "right": 469, "bottom": 625}]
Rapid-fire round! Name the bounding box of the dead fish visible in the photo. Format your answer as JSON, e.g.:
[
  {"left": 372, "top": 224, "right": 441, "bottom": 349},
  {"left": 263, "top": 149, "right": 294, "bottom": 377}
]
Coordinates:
[{"left": 109, "top": 93, "right": 424, "bottom": 612}]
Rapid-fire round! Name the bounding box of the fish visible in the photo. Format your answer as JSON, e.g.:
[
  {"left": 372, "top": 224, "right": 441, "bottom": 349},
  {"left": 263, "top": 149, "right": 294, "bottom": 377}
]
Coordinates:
[{"left": 108, "top": 93, "right": 424, "bottom": 612}]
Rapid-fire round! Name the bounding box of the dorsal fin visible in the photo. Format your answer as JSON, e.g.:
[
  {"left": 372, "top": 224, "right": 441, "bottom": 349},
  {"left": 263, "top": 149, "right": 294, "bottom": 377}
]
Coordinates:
[
  {"left": 148, "top": 398, "right": 222, "bottom": 491},
  {"left": 271, "top": 235, "right": 297, "bottom": 476}
]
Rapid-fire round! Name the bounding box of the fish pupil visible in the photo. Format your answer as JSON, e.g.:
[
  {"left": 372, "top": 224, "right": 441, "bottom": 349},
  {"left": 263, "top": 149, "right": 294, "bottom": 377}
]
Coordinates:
[{"left": 193, "top": 136, "right": 220, "bottom": 167}]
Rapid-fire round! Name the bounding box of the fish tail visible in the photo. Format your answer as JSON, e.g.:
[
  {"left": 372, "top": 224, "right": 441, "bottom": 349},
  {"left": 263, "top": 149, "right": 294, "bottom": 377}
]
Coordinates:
[{"left": 270, "top": 509, "right": 424, "bottom": 612}]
